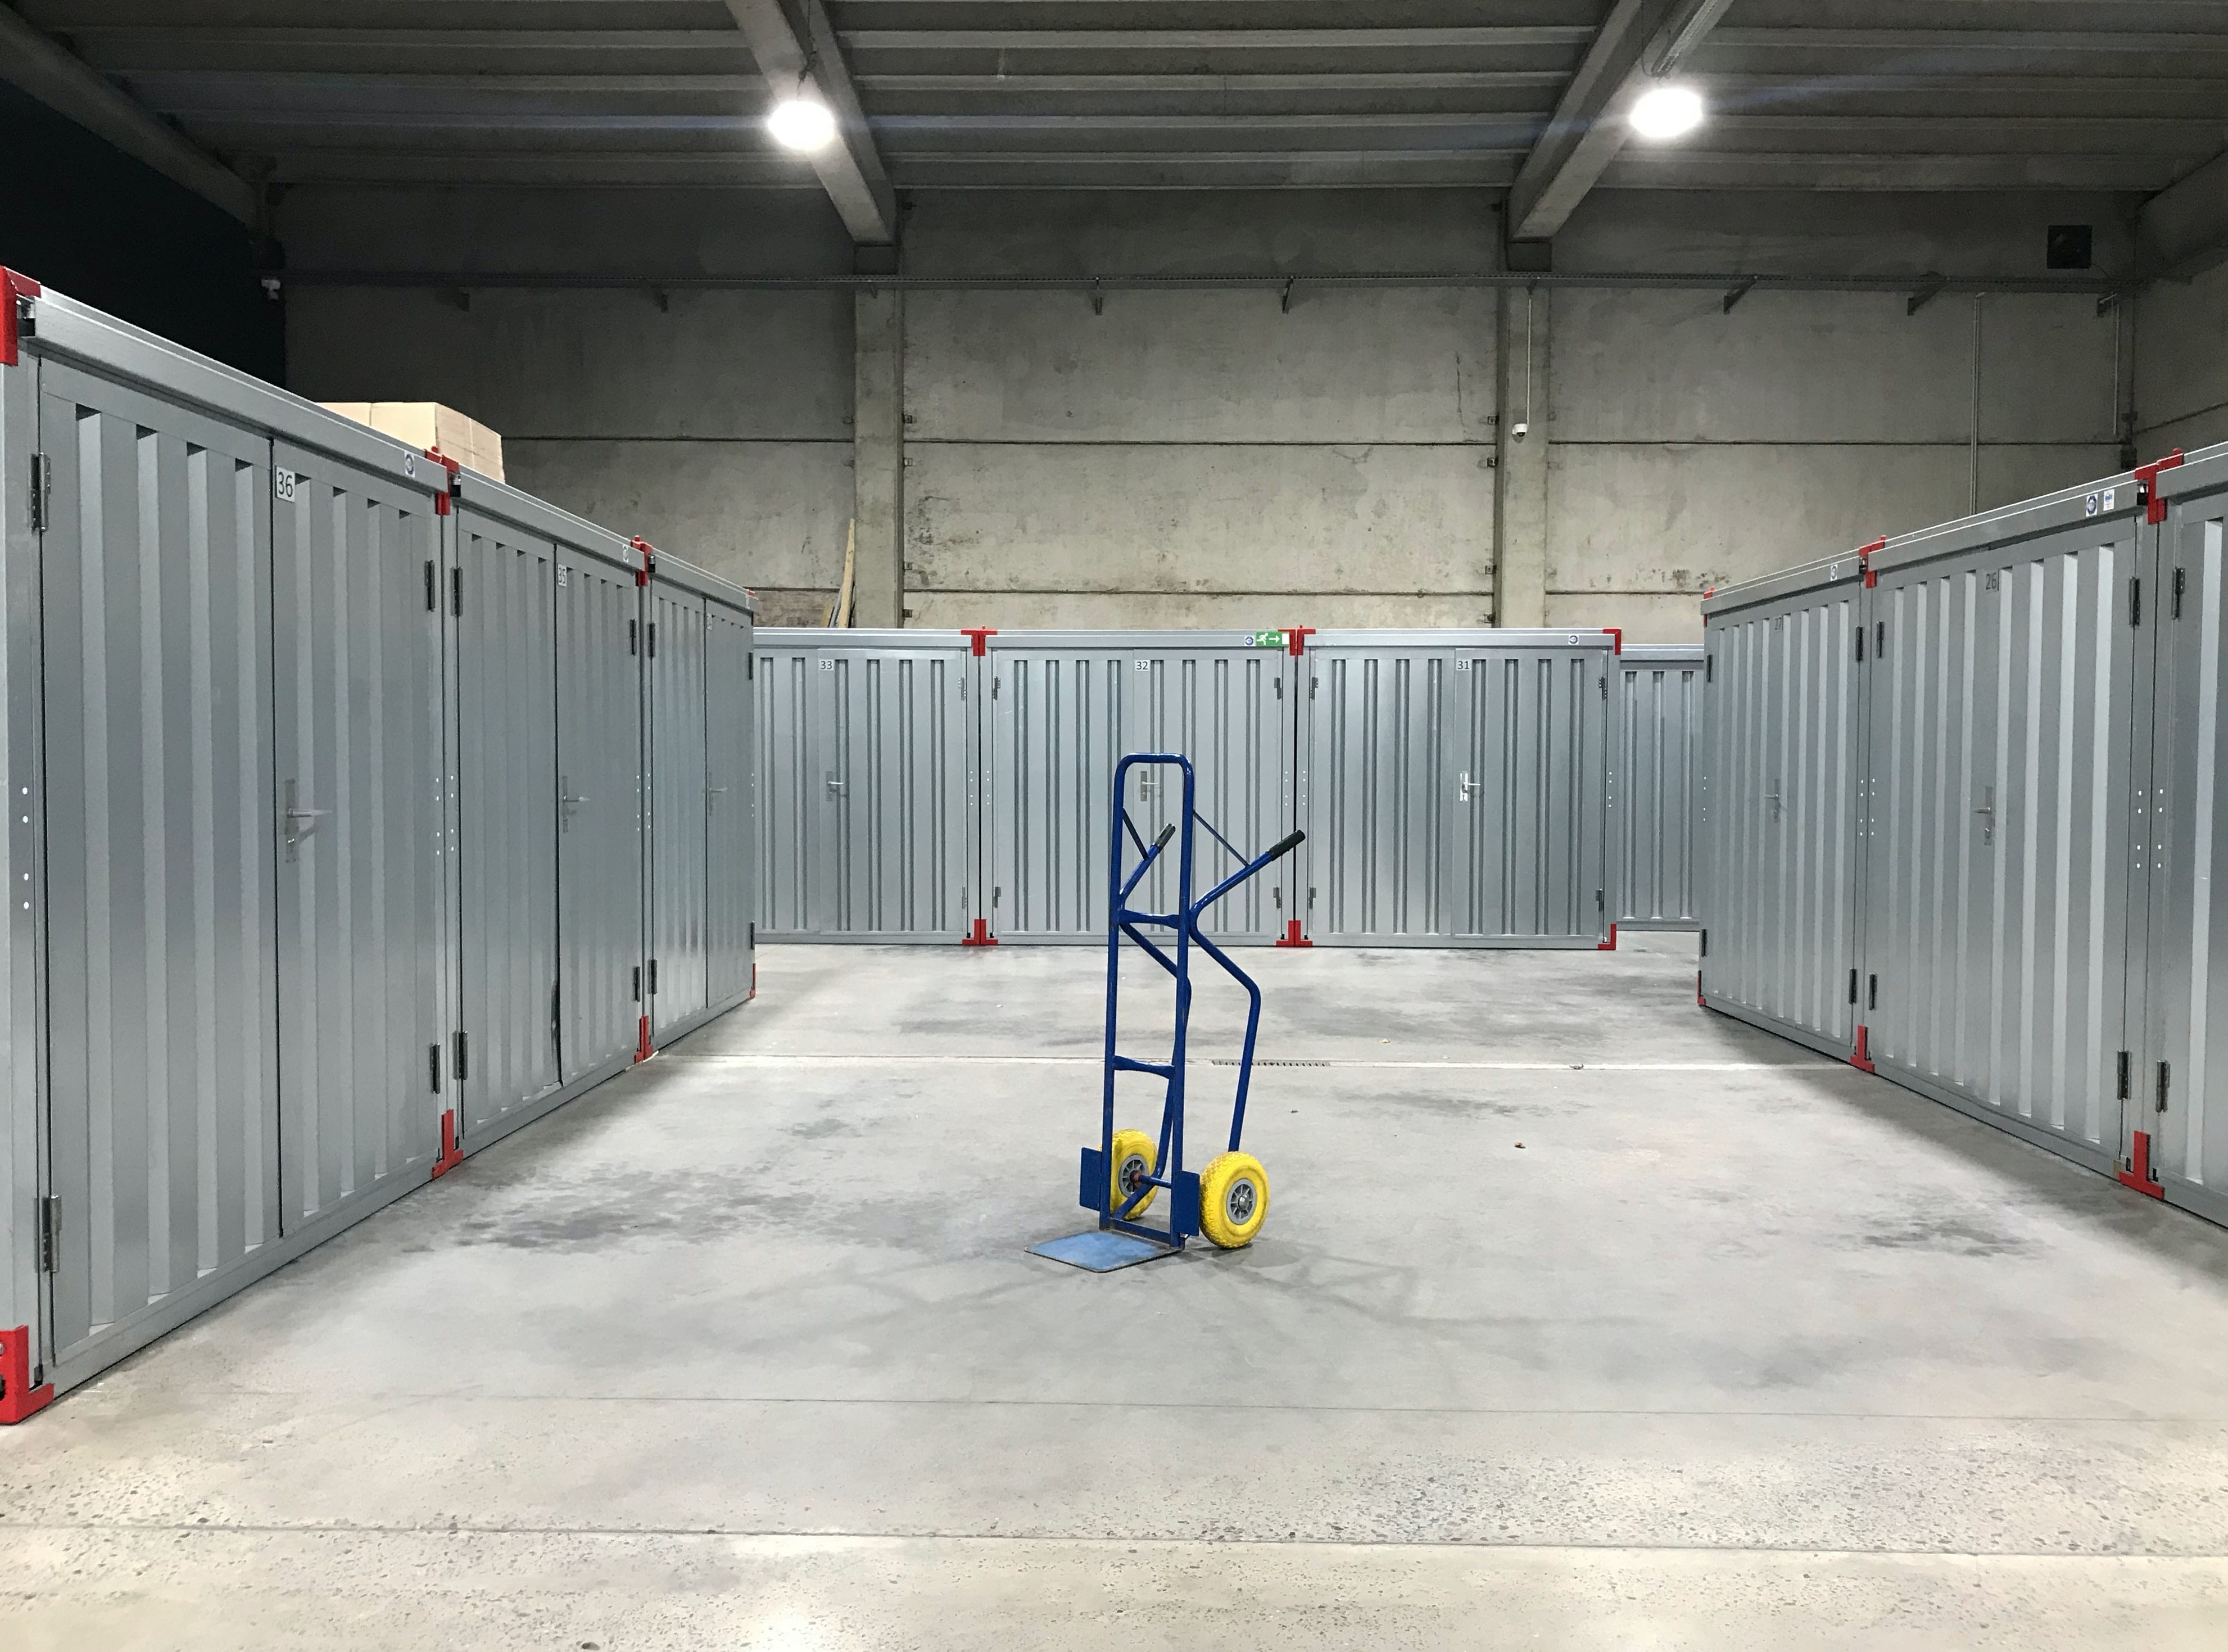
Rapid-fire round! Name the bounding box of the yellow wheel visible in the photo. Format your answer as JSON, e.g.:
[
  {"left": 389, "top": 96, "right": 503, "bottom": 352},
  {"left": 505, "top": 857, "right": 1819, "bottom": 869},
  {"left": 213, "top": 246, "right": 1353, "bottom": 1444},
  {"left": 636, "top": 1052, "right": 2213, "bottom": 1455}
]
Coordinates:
[
  {"left": 1108, "top": 1128, "right": 1158, "bottom": 1218},
  {"left": 1198, "top": 1151, "right": 1269, "bottom": 1248}
]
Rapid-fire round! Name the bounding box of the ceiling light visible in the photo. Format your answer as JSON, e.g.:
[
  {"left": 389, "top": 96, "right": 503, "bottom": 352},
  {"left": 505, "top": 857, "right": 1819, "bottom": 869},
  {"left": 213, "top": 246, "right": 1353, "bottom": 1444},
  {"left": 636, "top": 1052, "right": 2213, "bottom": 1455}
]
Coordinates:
[
  {"left": 1629, "top": 84, "right": 1705, "bottom": 142},
  {"left": 767, "top": 96, "right": 836, "bottom": 153}
]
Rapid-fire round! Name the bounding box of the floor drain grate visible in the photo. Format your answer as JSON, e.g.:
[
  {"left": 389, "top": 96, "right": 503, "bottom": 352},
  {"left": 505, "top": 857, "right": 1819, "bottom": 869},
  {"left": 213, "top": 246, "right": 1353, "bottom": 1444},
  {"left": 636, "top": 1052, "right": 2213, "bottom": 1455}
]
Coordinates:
[{"left": 1210, "top": 1058, "right": 1328, "bottom": 1067}]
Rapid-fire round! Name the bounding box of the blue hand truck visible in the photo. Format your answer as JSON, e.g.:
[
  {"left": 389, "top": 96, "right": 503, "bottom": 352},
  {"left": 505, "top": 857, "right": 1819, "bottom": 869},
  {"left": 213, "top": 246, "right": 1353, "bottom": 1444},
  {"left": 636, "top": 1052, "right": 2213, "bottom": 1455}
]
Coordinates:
[{"left": 1030, "top": 753, "right": 1305, "bottom": 1272}]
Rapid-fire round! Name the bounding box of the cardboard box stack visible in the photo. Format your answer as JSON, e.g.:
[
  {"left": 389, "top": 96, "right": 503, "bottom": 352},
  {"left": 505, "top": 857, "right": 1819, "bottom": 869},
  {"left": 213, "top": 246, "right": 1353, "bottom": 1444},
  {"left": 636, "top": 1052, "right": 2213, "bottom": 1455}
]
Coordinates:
[{"left": 319, "top": 402, "right": 505, "bottom": 481}]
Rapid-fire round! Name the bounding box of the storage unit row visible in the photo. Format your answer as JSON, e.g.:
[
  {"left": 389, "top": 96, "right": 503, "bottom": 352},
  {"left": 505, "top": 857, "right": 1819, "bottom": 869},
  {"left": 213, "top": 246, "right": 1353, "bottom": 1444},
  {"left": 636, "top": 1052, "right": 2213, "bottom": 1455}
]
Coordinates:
[
  {"left": 755, "top": 626, "right": 1701, "bottom": 947},
  {"left": 1700, "top": 441, "right": 2228, "bottom": 1228},
  {"left": 1, "top": 274, "right": 755, "bottom": 1420}
]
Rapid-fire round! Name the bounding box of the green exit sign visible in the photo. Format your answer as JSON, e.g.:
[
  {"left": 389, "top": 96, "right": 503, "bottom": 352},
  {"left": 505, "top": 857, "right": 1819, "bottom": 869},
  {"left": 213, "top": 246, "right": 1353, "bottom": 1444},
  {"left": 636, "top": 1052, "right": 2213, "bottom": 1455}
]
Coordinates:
[{"left": 1248, "top": 630, "right": 1287, "bottom": 648}]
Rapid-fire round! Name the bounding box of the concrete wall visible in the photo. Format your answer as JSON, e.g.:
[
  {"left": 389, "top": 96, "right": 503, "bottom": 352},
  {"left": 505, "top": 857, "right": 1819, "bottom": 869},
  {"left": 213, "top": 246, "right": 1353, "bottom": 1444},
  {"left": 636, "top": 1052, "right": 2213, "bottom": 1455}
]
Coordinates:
[
  {"left": 2136, "top": 257, "right": 2228, "bottom": 455},
  {"left": 280, "top": 184, "right": 2145, "bottom": 643}
]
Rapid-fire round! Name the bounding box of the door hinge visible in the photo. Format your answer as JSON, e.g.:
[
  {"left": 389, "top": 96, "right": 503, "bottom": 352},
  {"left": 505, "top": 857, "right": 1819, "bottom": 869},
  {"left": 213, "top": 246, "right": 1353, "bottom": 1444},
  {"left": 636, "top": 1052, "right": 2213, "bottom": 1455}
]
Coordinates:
[
  {"left": 1595, "top": 886, "right": 1605, "bottom": 911},
  {"left": 632, "top": 963, "right": 642, "bottom": 1002},
  {"left": 648, "top": 622, "right": 657, "bottom": 658},
  {"left": 28, "top": 452, "right": 51, "bottom": 533},
  {"left": 550, "top": 981, "right": 561, "bottom": 1049},
  {"left": 2173, "top": 567, "right": 2186, "bottom": 620},
  {"left": 1275, "top": 676, "right": 1283, "bottom": 699},
  {"left": 959, "top": 676, "right": 968, "bottom": 700},
  {"left": 453, "top": 1030, "right": 469, "bottom": 1082},
  {"left": 747, "top": 653, "right": 755, "bottom": 680},
  {"left": 1855, "top": 626, "right": 1865, "bottom": 663},
  {"left": 629, "top": 618, "right": 638, "bottom": 656},
  {"left": 1699, "top": 927, "right": 1708, "bottom": 958},
  {"left": 1849, "top": 968, "right": 1858, "bottom": 1004},
  {"left": 1705, "top": 654, "right": 1714, "bottom": 682},
  {"left": 2116, "top": 1049, "right": 2132, "bottom": 1100},
  {"left": 429, "top": 1042, "right": 442, "bottom": 1094},
  {"left": 1875, "top": 620, "right": 1886, "bottom": 658},
  {"left": 649, "top": 958, "right": 658, "bottom": 994},
  {"left": 37, "top": 1196, "right": 59, "bottom": 1274},
  {"left": 1867, "top": 973, "right": 1878, "bottom": 1011},
  {"left": 991, "top": 675, "right": 1000, "bottom": 698},
  {"left": 424, "top": 560, "right": 437, "bottom": 612},
  {"left": 451, "top": 566, "right": 463, "bottom": 618},
  {"left": 2157, "top": 1059, "right": 2172, "bottom": 1114},
  {"left": 748, "top": 920, "right": 755, "bottom": 949},
  {"left": 2130, "top": 575, "right": 2141, "bottom": 628}
]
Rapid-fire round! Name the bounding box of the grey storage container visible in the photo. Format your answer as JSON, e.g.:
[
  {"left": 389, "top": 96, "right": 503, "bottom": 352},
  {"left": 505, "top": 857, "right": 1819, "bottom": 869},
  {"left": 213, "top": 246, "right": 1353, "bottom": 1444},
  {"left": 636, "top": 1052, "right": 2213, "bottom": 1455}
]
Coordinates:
[
  {"left": 645, "top": 553, "right": 756, "bottom": 1045},
  {"left": 1700, "top": 555, "right": 1868, "bottom": 1058},
  {"left": 755, "top": 628, "right": 977, "bottom": 942},
  {"left": 981, "top": 631, "right": 1297, "bottom": 945},
  {"left": 1859, "top": 473, "right": 2148, "bottom": 1173},
  {"left": 2139, "top": 444, "right": 2228, "bottom": 1224},
  {"left": 0, "top": 273, "right": 754, "bottom": 1420},
  {"left": 1295, "top": 629, "right": 1613, "bottom": 948},
  {"left": 1607, "top": 644, "right": 1704, "bottom": 933}
]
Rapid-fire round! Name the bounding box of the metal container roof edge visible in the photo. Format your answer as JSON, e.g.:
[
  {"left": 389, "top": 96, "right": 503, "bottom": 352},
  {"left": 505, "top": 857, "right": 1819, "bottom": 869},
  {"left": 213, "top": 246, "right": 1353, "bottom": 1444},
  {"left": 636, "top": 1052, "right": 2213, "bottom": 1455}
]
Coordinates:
[
  {"left": 1618, "top": 643, "right": 1705, "bottom": 663},
  {"left": 1305, "top": 627, "right": 1618, "bottom": 649},
  {"left": 981, "top": 627, "right": 1302, "bottom": 649},
  {"left": 1701, "top": 551, "right": 1867, "bottom": 620},
  {"left": 755, "top": 627, "right": 968, "bottom": 646},
  {"left": 652, "top": 550, "right": 755, "bottom": 614},
  {"left": 16, "top": 280, "right": 445, "bottom": 496},
  {"left": 454, "top": 468, "right": 632, "bottom": 570},
  {"left": 1869, "top": 465, "right": 2145, "bottom": 576},
  {"left": 2156, "top": 437, "right": 2228, "bottom": 501}
]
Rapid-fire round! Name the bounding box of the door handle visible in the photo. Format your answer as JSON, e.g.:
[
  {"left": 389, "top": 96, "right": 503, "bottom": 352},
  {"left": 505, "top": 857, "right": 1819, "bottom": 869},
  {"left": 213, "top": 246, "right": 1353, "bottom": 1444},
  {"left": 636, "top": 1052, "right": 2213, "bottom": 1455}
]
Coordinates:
[
  {"left": 1456, "top": 771, "right": 1479, "bottom": 803},
  {"left": 1973, "top": 784, "right": 1995, "bottom": 845},
  {"left": 1764, "top": 788, "right": 1782, "bottom": 822},
  {"left": 708, "top": 784, "right": 731, "bottom": 814},
  {"left": 823, "top": 772, "right": 844, "bottom": 796},
  {"left": 282, "top": 779, "right": 329, "bottom": 857},
  {"left": 560, "top": 775, "right": 588, "bottom": 830}
]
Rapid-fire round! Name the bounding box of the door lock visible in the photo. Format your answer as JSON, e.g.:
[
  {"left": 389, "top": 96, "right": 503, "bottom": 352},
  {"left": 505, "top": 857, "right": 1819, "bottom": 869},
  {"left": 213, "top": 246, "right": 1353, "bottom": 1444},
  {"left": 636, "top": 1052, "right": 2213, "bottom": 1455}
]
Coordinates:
[
  {"left": 1457, "top": 771, "right": 1479, "bottom": 803},
  {"left": 282, "top": 779, "right": 329, "bottom": 859}
]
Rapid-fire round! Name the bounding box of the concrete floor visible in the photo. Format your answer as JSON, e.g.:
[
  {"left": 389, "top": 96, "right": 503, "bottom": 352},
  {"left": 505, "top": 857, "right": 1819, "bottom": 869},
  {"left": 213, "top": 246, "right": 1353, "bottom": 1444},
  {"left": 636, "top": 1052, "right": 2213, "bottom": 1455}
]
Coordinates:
[{"left": 5, "top": 936, "right": 2228, "bottom": 1648}]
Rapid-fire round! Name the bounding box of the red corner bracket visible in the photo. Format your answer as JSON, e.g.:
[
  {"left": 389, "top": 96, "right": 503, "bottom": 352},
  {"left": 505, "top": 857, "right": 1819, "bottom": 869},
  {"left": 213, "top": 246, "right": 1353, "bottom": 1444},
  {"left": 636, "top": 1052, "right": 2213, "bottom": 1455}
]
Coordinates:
[
  {"left": 2118, "top": 1130, "right": 2166, "bottom": 1200},
  {"left": 1856, "top": 536, "right": 1887, "bottom": 588},
  {"left": 431, "top": 1109, "right": 464, "bottom": 1178},
  {"left": 1696, "top": 970, "right": 1706, "bottom": 1008},
  {"left": 1597, "top": 923, "right": 1618, "bottom": 952},
  {"left": 1276, "top": 920, "right": 1312, "bottom": 948},
  {"left": 0, "top": 268, "right": 42, "bottom": 368},
  {"left": 963, "top": 917, "right": 999, "bottom": 946},
  {"left": 1602, "top": 628, "right": 1623, "bottom": 655},
  {"left": 2135, "top": 450, "right": 2185, "bottom": 526},
  {"left": 634, "top": 1013, "right": 655, "bottom": 1062},
  {"left": 424, "top": 447, "right": 461, "bottom": 514},
  {"left": 1286, "top": 625, "right": 1316, "bottom": 658},
  {"left": 962, "top": 627, "right": 997, "bottom": 657},
  {"left": 630, "top": 536, "right": 658, "bottom": 588},
  {"left": 0, "top": 1323, "right": 53, "bottom": 1424},
  {"left": 1850, "top": 1025, "right": 1876, "bottom": 1072}
]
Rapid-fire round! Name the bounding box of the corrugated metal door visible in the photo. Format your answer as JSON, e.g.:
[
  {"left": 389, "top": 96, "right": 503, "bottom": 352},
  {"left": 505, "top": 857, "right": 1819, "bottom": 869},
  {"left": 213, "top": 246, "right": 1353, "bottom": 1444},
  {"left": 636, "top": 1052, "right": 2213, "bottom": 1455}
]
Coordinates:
[
  {"left": 555, "top": 551, "right": 644, "bottom": 1082},
  {"left": 1701, "top": 585, "right": 1864, "bottom": 1053},
  {"left": 754, "top": 632, "right": 974, "bottom": 940},
  {"left": 271, "top": 437, "right": 445, "bottom": 1230},
  {"left": 455, "top": 513, "right": 560, "bottom": 1138},
  {"left": 704, "top": 602, "right": 754, "bottom": 1004},
  {"left": 649, "top": 587, "right": 708, "bottom": 1035},
  {"left": 1609, "top": 649, "right": 1704, "bottom": 931},
  {"left": 1863, "top": 524, "right": 2141, "bottom": 1165},
  {"left": 37, "top": 361, "right": 281, "bottom": 1372},
  {"left": 985, "top": 634, "right": 1292, "bottom": 944},
  {"left": 2139, "top": 470, "right": 2228, "bottom": 1216},
  {"left": 1297, "top": 633, "right": 1608, "bottom": 947}
]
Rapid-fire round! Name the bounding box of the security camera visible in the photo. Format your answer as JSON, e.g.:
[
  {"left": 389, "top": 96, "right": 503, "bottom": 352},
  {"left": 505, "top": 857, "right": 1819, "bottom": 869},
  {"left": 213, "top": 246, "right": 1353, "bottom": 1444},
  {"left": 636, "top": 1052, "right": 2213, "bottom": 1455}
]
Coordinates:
[{"left": 1511, "top": 421, "right": 1529, "bottom": 441}]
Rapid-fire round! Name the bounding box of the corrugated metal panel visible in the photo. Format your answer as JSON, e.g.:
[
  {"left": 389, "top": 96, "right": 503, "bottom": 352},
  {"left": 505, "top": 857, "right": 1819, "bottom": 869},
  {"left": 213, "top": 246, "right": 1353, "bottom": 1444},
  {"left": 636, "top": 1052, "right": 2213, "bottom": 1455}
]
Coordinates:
[
  {"left": 649, "top": 586, "right": 709, "bottom": 1037},
  {"left": 556, "top": 546, "right": 645, "bottom": 1083},
  {"left": 37, "top": 359, "right": 280, "bottom": 1372},
  {"left": 1700, "top": 582, "right": 1863, "bottom": 1054},
  {"left": 985, "top": 632, "right": 1293, "bottom": 944},
  {"left": 754, "top": 630, "right": 974, "bottom": 941},
  {"left": 271, "top": 433, "right": 446, "bottom": 1230},
  {"left": 1608, "top": 646, "right": 1702, "bottom": 931},
  {"left": 2141, "top": 447, "right": 2228, "bottom": 1221},
  {"left": 1862, "top": 517, "right": 2141, "bottom": 1165},
  {"left": 455, "top": 511, "right": 560, "bottom": 1138},
  {"left": 704, "top": 599, "right": 754, "bottom": 1006},
  {"left": 1298, "top": 631, "right": 1610, "bottom": 947}
]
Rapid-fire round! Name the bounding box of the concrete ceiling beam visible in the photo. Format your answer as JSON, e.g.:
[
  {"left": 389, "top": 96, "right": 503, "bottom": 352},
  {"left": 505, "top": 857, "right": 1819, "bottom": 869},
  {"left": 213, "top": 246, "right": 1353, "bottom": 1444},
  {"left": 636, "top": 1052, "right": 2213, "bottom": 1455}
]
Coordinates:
[
  {"left": 0, "top": 3, "right": 259, "bottom": 224},
  {"left": 2139, "top": 146, "right": 2228, "bottom": 282},
  {"left": 723, "top": 0, "right": 897, "bottom": 245}
]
